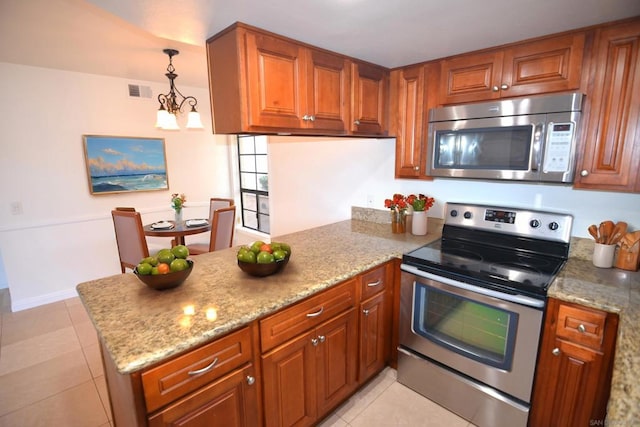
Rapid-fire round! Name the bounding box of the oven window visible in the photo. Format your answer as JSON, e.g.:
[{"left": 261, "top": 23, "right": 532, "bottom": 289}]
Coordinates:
[
  {"left": 412, "top": 282, "right": 518, "bottom": 370},
  {"left": 434, "top": 125, "right": 532, "bottom": 170}
]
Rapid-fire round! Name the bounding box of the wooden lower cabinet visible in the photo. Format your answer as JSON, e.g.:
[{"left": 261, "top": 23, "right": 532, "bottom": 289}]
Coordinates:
[
  {"left": 529, "top": 298, "right": 618, "bottom": 426},
  {"left": 148, "top": 364, "right": 260, "bottom": 427},
  {"left": 261, "top": 308, "right": 358, "bottom": 427}
]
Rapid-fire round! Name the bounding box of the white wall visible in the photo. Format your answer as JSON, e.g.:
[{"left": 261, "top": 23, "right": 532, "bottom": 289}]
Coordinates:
[
  {"left": 0, "top": 62, "right": 234, "bottom": 311},
  {"left": 267, "top": 135, "right": 640, "bottom": 240}
]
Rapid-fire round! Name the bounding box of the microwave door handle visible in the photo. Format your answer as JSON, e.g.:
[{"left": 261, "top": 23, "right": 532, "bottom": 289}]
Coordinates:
[{"left": 530, "top": 122, "right": 545, "bottom": 172}]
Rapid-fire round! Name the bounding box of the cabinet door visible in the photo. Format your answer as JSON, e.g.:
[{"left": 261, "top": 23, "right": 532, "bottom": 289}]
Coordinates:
[
  {"left": 574, "top": 19, "right": 640, "bottom": 192},
  {"left": 502, "top": 33, "right": 585, "bottom": 97},
  {"left": 306, "top": 49, "right": 350, "bottom": 133},
  {"left": 316, "top": 308, "right": 358, "bottom": 418},
  {"left": 351, "top": 61, "right": 389, "bottom": 135},
  {"left": 392, "top": 65, "right": 426, "bottom": 177},
  {"left": 148, "top": 364, "right": 260, "bottom": 427},
  {"left": 358, "top": 292, "right": 389, "bottom": 382},
  {"left": 440, "top": 50, "right": 503, "bottom": 104},
  {"left": 529, "top": 338, "right": 604, "bottom": 427},
  {"left": 244, "top": 31, "right": 306, "bottom": 130},
  {"left": 262, "top": 331, "right": 317, "bottom": 427}
]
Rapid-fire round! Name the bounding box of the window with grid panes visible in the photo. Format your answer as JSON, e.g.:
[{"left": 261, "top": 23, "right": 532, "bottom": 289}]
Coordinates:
[{"left": 237, "top": 135, "right": 270, "bottom": 234}]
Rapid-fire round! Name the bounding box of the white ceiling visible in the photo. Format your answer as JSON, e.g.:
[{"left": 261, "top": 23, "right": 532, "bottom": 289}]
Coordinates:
[{"left": 1, "top": 0, "right": 639, "bottom": 89}]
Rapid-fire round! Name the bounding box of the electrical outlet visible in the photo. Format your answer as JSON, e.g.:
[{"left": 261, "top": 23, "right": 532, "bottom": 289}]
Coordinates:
[
  {"left": 366, "top": 194, "right": 375, "bottom": 208},
  {"left": 10, "top": 201, "right": 23, "bottom": 215}
]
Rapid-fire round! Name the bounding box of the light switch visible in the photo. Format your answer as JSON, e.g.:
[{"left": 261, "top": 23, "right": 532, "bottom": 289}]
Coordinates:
[{"left": 10, "top": 201, "right": 23, "bottom": 215}]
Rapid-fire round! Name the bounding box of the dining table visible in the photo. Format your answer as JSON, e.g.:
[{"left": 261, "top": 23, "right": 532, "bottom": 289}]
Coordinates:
[{"left": 143, "top": 219, "right": 210, "bottom": 246}]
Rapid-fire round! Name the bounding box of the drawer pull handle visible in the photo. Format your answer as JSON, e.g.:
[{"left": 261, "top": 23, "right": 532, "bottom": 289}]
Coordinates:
[
  {"left": 306, "top": 307, "right": 324, "bottom": 318},
  {"left": 552, "top": 348, "right": 561, "bottom": 356},
  {"left": 366, "top": 279, "right": 382, "bottom": 287},
  {"left": 577, "top": 324, "right": 586, "bottom": 333},
  {"left": 188, "top": 357, "right": 219, "bottom": 376},
  {"left": 246, "top": 375, "right": 255, "bottom": 385}
]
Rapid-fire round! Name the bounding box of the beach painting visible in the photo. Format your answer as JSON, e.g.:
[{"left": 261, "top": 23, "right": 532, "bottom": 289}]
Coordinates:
[{"left": 83, "top": 135, "right": 169, "bottom": 194}]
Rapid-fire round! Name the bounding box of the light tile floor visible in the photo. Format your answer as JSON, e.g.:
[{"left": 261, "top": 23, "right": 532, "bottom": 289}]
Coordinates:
[{"left": 0, "top": 288, "right": 474, "bottom": 427}]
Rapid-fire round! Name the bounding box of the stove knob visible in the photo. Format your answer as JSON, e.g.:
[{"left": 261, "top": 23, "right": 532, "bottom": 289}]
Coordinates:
[
  {"left": 463, "top": 211, "right": 472, "bottom": 219},
  {"left": 548, "top": 222, "right": 559, "bottom": 231},
  {"left": 530, "top": 219, "right": 540, "bottom": 228},
  {"left": 450, "top": 210, "right": 458, "bottom": 217}
]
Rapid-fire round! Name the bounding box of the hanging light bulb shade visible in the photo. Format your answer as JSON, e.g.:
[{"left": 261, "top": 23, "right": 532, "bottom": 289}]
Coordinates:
[{"left": 156, "top": 49, "right": 204, "bottom": 130}]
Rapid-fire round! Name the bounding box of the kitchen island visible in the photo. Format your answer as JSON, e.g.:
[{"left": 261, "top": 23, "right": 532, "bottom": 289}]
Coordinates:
[{"left": 77, "top": 217, "right": 639, "bottom": 425}]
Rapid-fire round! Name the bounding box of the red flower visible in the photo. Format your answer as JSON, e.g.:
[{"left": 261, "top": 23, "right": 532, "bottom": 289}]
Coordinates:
[
  {"left": 384, "top": 193, "right": 408, "bottom": 211},
  {"left": 407, "top": 194, "right": 435, "bottom": 212}
]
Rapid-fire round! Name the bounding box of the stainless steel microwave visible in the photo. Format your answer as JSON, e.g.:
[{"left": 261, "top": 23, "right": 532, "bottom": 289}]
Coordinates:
[{"left": 426, "top": 92, "right": 584, "bottom": 183}]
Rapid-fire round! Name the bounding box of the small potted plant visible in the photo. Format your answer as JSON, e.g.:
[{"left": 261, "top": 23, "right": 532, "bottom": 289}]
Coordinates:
[
  {"left": 406, "top": 194, "right": 435, "bottom": 235},
  {"left": 171, "top": 193, "right": 186, "bottom": 222}
]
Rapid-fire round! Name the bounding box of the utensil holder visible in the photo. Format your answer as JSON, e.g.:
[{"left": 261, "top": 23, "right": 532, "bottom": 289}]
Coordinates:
[{"left": 592, "top": 243, "right": 616, "bottom": 268}]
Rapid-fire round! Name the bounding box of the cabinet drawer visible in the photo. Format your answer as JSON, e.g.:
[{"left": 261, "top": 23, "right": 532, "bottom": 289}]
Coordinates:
[
  {"left": 142, "top": 327, "right": 253, "bottom": 413},
  {"left": 360, "top": 264, "right": 388, "bottom": 300},
  {"left": 260, "top": 279, "right": 356, "bottom": 352},
  {"left": 555, "top": 303, "right": 607, "bottom": 350}
]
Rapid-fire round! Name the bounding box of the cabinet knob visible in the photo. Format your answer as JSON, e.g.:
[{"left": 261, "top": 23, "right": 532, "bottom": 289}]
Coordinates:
[
  {"left": 311, "top": 338, "right": 319, "bottom": 346},
  {"left": 500, "top": 83, "right": 509, "bottom": 90},
  {"left": 318, "top": 335, "right": 326, "bottom": 343},
  {"left": 414, "top": 166, "right": 420, "bottom": 171},
  {"left": 246, "top": 375, "right": 255, "bottom": 385},
  {"left": 302, "top": 114, "right": 316, "bottom": 122},
  {"left": 552, "top": 348, "right": 561, "bottom": 356},
  {"left": 363, "top": 309, "right": 370, "bottom": 316},
  {"left": 580, "top": 170, "right": 589, "bottom": 177},
  {"left": 578, "top": 324, "right": 586, "bottom": 333},
  {"left": 492, "top": 86, "right": 500, "bottom": 92},
  {"left": 353, "top": 120, "right": 361, "bottom": 126}
]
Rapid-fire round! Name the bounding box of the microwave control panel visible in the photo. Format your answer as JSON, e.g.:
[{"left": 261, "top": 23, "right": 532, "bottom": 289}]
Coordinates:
[{"left": 543, "top": 122, "right": 574, "bottom": 173}]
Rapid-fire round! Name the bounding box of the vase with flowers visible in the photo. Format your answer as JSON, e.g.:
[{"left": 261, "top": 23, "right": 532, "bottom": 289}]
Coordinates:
[
  {"left": 171, "top": 193, "right": 186, "bottom": 223},
  {"left": 407, "top": 194, "right": 435, "bottom": 236},
  {"left": 384, "top": 193, "right": 409, "bottom": 233}
]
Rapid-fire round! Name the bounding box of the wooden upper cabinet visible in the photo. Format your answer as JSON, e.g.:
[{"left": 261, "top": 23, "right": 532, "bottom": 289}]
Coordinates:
[
  {"left": 206, "top": 22, "right": 386, "bottom": 136},
  {"left": 306, "top": 49, "right": 350, "bottom": 133},
  {"left": 351, "top": 61, "right": 389, "bottom": 136},
  {"left": 391, "top": 62, "right": 439, "bottom": 178},
  {"left": 574, "top": 18, "right": 640, "bottom": 192},
  {"left": 440, "top": 32, "right": 586, "bottom": 104}
]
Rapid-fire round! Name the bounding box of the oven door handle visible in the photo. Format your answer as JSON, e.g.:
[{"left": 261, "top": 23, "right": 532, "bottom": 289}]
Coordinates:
[{"left": 401, "top": 264, "right": 545, "bottom": 308}]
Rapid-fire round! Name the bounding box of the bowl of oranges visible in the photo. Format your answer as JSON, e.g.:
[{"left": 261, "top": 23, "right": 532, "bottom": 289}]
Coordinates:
[
  {"left": 133, "top": 245, "right": 193, "bottom": 290},
  {"left": 237, "top": 241, "right": 291, "bottom": 277}
]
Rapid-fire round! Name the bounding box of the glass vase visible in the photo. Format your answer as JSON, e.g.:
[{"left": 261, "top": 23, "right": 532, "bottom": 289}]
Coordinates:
[
  {"left": 174, "top": 208, "right": 182, "bottom": 223},
  {"left": 390, "top": 210, "right": 407, "bottom": 234}
]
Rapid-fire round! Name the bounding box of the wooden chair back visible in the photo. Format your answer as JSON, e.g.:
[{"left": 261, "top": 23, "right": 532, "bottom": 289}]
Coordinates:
[
  {"left": 111, "top": 209, "right": 149, "bottom": 273},
  {"left": 209, "top": 206, "right": 236, "bottom": 252},
  {"left": 208, "top": 198, "right": 234, "bottom": 222}
]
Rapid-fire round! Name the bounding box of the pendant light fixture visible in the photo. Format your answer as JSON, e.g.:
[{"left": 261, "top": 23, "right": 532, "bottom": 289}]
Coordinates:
[{"left": 155, "top": 49, "right": 203, "bottom": 130}]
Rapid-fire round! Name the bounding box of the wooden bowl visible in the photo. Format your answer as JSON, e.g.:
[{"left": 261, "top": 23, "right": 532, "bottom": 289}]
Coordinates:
[
  {"left": 134, "top": 260, "right": 193, "bottom": 290},
  {"left": 237, "top": 254, "right": 290, "bottom": 277}
]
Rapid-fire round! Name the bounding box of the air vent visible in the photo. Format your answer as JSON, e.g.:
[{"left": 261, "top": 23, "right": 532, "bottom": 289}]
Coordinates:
[{"left": 128, "top": 84, "right": 152, "bottom": 98}]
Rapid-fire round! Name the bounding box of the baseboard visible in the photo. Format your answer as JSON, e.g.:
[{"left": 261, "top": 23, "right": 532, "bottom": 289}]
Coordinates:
[{"left": 11, "top": 288, "right": 78, "bottom": 312}]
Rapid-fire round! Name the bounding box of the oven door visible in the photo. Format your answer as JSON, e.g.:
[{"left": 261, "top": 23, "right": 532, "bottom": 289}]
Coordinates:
[{"left": 399, "top": 267, "right": 544, "bottom": 403}]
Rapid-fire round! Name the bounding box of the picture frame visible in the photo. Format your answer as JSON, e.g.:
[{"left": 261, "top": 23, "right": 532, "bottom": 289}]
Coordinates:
[{"left": 83, "top": 135, "right": 169, "bottom": 195}]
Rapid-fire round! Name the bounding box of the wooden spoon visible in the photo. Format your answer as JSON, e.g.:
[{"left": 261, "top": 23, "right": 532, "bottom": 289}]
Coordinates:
[
  {"left": 598, "top": 222, "right": 607, "bottom": 244},
  {"left": 588, "top": 224, "right": 599, "bottom": 242},
  {"left": 608, "top": 221, "right": 628, "bottom": 245}
]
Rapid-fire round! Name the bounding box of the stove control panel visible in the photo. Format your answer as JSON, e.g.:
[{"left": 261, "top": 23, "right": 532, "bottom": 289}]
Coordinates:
[{"left": 446, "top": 203, "right": 573, "bottom": 243}]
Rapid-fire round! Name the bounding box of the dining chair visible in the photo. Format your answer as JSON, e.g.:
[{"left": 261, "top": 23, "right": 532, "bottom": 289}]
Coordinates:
[
  {"left": 114, "top": 207, "right": 136, "bottom": 212},
  {"left": 208, "top": 198, "right": 234, "bottom": 220},
  {"left": 111, "top": 209, "right": 150, "bottom": 273},
  {"left": 188, "top": 206, "right": 236, "bottom": 255}
]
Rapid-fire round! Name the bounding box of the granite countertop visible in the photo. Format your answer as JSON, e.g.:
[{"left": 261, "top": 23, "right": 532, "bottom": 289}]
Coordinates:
[
  {"left": 77, "top": 218, "right": 441, "bottom": 374},
  {"left": 549, "top": 239, "right": 640, "bottom": 425},
  {"left": 77, "top": 217, "right": 639, "bottom": 423}
]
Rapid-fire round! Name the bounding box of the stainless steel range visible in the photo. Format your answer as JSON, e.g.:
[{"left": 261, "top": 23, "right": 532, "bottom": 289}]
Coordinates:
[{"left": 398, "top": 202, "right": 572, "bottom": 427}]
